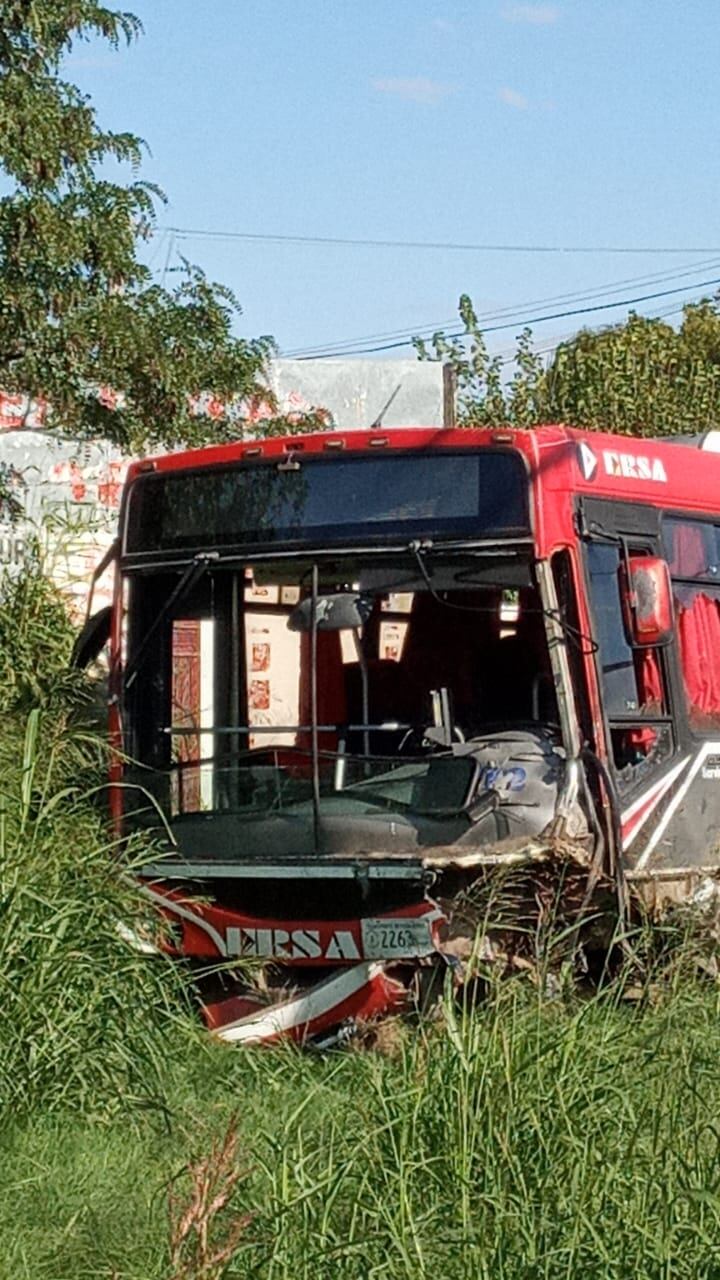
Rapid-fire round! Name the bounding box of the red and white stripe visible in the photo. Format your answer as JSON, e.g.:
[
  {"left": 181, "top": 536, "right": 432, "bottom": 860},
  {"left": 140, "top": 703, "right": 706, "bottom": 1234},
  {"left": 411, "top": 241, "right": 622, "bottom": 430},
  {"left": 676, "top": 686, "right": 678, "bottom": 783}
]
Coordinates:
[
  {"left": 620, "top": 755, "right": 691, "bottom": 850},
  {"left": 206, "top": 962, "right": 407, "bottom": 1046},
  {"left": 633, "top": 741, "right": 720, "bottom": 870}
]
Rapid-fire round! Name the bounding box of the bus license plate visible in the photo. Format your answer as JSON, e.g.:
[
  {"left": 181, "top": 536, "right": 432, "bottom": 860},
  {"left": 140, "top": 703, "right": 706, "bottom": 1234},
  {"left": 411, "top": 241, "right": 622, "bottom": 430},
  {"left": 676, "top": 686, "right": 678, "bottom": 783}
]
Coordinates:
[{"left": 361, "top": 917, "right": 434, "bottom": 960}]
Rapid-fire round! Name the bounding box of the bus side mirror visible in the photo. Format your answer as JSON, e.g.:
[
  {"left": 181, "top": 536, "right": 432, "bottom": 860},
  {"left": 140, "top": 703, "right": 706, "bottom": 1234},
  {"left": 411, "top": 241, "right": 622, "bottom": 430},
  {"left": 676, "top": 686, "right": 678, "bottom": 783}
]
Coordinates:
[
  {"left": 622, "top": 556, "right": 673, "bottom": 647},
  {"left": 71, "top": 606, "right": 112, "bottom": 669}
]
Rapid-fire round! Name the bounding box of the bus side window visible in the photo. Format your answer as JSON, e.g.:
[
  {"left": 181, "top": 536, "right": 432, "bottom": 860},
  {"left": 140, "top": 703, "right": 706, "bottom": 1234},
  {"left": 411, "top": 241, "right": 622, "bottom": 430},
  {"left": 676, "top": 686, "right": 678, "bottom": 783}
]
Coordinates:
[
  {"left": 663, "top": 518, "right": 720, "bottom": 733},
  {"left": 551, "top": 549, "right": 592, "bottom": 741},
  {"left": 586, "top": 542, "right": 672, "bottom": 787}
]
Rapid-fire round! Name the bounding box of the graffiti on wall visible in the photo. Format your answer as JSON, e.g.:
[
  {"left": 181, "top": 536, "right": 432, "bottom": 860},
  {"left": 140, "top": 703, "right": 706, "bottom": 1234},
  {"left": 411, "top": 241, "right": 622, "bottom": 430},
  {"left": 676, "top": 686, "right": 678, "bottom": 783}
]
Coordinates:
[{"left": 0, "top": 432, "right": 127, "bottom": 616}]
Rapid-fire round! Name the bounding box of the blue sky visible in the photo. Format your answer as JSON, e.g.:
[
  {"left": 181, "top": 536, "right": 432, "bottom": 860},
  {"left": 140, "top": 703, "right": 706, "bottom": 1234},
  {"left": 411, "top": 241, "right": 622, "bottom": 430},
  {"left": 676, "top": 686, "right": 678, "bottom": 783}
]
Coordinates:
[{"left": 66, "top": 1, "right": 720, "bottom": 360}]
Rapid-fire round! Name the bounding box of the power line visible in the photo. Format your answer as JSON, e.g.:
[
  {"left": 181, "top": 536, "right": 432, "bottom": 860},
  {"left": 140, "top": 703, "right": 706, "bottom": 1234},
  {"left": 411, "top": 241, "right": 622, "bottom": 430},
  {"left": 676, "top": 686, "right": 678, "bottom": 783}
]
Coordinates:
[
  {"left": 154, "top": 223, "right": 720, "bottom": 360},
  {"left": 295, "top": 275, "right": 720, "bottom": 359},
  {"left": 282, "top": 256, "right": 720, "bottom": 358},
  {"left": 163, "top": 224, "right": 720, "bottom": 257}
]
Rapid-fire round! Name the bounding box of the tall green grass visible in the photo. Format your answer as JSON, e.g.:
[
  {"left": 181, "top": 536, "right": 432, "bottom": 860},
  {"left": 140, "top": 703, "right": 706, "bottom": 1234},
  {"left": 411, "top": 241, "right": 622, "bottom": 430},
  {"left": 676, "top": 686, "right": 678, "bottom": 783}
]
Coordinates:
[
  {"left": 0, "top": 546, "right": 81, "bottom": 713},
  {"left": 0, "top": 705, "right": 194, "bottom": 1116},
  {"left": 1, "top": 981, "right": 720, "bottom": 1279},
  {"left": 0, "top": 563, "right": 192, "bottom": 1117}
]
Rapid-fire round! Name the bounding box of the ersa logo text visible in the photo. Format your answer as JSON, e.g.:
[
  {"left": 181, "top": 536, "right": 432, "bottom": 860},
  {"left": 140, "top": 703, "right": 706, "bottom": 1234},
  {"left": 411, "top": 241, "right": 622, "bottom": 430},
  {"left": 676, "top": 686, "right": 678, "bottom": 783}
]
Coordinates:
[
  {"left": 577, "top": 442, "right": 667, "bottom": 485},
  {"left": 225, "top": 926, "right": 361, "bottom": 961}
]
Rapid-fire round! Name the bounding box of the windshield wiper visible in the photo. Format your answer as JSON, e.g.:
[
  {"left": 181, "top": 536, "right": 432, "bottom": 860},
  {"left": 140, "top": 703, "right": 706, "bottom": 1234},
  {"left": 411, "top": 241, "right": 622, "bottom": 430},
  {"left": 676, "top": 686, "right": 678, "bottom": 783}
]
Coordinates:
[{"left": 125, "top": 552, "right": 219, "bottom": 691}]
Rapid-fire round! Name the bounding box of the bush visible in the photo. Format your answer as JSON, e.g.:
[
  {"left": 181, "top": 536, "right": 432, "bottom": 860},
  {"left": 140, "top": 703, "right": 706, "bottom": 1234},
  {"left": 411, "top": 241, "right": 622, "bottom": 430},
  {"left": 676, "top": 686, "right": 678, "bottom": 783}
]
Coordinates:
[
  {"left": 0, "top": 550, "right": 81, "bottom": 713},
  {"left": 0, "top": 561, "right": 194, "bottom": 1117},
  {"left": 0, "top": 706, "right": 195, "bottom": 1116}
]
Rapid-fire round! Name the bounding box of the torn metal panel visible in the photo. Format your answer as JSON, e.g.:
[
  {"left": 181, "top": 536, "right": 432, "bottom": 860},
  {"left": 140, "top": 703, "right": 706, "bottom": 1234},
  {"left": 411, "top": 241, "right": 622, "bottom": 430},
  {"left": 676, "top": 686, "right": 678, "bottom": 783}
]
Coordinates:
[{"left": 207, "top": 963, "right": 408, "bottom": 1047}]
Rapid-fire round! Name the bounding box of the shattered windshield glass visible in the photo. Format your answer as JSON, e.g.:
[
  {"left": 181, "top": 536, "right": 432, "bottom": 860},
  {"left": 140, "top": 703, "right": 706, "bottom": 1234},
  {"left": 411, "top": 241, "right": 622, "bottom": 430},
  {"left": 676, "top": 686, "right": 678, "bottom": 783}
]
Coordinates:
[{"left": 123, "top": 549, "right": 562, "bottom": 858}]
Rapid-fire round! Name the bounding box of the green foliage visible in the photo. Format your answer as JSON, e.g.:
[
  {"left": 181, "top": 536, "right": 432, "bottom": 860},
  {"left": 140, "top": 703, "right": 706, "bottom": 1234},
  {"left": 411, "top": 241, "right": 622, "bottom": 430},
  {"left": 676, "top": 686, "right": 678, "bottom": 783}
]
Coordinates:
[
  {"left": 548, "top": 307, "right": 720, "bottom": 435},
  {"left": 0, "top": 3, "right": 275, "bottom": 450},
  {"left": 0, "top": 549, "right": 80, "bottom": 712},
  {"left": 414, "top": 294, "right": 508, "bottom": 425},
  {"left": 0, "top": 460, "right": 23, "bottom": 522},
  {"left": 2, "top": 980, "right": 720, "bottom": 1277},
  {"left": 251, "top": 406, "right": 334, "bottom": 438},
  {"left": 0, "top": 560, "right": 192, "bottom": 1117},
  {"left": 507, "top": 324, "right": 546, "bottom": 427},
  {"left": 418, "top": 292, "right": 720, "bottom": 436},
  {"left": 0, "top": 705, "right": 193, "bottom": 1118}
]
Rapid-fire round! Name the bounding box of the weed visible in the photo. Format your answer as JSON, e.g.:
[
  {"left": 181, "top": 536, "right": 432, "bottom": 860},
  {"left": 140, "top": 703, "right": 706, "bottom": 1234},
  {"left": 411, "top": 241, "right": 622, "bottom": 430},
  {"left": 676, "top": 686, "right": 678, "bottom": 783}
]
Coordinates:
[
  {"left": 168, "top": 1114, "right": 254, "bottom": 1279},
  {"left": 0, "top": 547, "right": 82, "bottom": 713},
  {"left": 0, "top": 705, "right": 193, "bottom": 1118}
]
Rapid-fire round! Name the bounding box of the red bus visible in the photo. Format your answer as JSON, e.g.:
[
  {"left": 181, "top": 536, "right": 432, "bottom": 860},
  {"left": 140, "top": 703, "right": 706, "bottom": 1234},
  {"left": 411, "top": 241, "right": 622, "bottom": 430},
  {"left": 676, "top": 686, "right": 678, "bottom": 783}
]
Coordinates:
[{"left": 77, "top": 423, "right": 720, "bottom": 1044}]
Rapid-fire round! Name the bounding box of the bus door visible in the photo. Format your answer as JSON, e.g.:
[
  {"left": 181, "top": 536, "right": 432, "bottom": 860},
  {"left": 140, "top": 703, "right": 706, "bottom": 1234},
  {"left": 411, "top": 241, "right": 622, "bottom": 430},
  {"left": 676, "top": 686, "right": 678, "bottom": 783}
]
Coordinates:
[{"left": 578, "top": 497, "right": 695, "bottom": 875}]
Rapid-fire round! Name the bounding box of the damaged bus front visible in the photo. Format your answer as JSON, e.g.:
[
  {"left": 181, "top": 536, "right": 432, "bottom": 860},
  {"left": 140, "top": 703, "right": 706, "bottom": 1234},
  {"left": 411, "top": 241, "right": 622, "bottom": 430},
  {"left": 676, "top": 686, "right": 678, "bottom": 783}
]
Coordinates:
[{"left": 100, "top": 431, "right": 597, "bottom": 1043}]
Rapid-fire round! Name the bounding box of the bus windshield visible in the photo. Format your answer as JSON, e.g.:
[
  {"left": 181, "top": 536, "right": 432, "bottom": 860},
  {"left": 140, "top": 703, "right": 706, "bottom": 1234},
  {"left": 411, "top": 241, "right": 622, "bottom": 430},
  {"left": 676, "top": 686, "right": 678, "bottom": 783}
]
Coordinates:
[{"left": 122, "top": 545, "right": 560, "bottom": 862}]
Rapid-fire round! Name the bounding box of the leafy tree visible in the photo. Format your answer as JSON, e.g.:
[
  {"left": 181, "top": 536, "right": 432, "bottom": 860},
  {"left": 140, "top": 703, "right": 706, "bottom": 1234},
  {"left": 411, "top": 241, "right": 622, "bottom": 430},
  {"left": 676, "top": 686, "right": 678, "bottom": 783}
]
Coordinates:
[
  {"left": 547, "top": 306, "right": 720, "bottom": 436},
  {"left": 417, "top": 292, "right": 720, "bottom": 437},
  {"left": 507, "top": 325, "right": 546, "bottom": 428},
  {"left": 414, "top": 295, "right": 508, "bottom": 425},
  {"left": 0, "top": 2, "right": 276, "bottom": 451}
]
